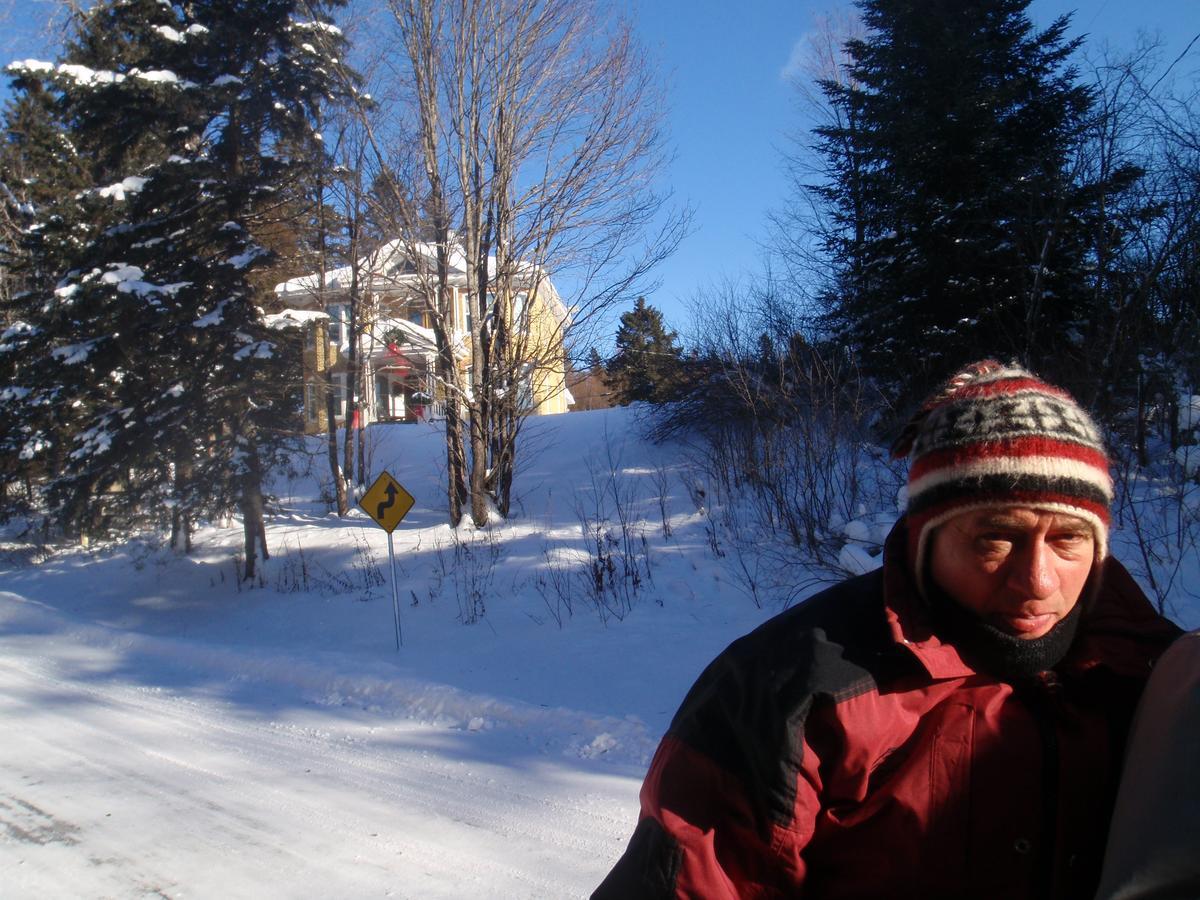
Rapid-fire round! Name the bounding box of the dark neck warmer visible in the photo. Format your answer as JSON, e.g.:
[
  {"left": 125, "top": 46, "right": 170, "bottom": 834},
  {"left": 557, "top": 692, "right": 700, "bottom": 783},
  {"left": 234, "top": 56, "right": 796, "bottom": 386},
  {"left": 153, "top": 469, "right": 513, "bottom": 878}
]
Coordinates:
[{"left": 927, "top": 585, "right": 1083, "bottom": 683}]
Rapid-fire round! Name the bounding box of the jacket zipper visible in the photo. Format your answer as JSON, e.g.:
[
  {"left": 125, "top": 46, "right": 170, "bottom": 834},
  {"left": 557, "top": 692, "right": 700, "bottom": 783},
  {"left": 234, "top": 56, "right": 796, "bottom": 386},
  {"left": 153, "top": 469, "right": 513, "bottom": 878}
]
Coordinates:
[{"left": 1022, "top": 673, "right": 1061, "bottom": 900}]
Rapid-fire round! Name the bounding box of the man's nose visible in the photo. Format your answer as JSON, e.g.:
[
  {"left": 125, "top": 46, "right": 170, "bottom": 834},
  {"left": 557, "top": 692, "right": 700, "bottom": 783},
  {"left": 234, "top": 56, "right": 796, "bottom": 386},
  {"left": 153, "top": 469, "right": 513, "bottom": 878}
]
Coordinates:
[{"left": 1008, "top": 538, "right": 1058, "bottom": 599}]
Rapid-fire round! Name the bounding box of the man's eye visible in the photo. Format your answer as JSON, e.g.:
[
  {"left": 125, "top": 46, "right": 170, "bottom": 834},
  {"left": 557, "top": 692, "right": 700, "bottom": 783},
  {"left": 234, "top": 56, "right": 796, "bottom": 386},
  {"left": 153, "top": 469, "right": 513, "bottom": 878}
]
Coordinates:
[
  {"left": 976, "top": 534, "right": 1013, "bottom": 552},
  {"left": 1051, "top": 532, "right": 1090, "bottom": 547}
]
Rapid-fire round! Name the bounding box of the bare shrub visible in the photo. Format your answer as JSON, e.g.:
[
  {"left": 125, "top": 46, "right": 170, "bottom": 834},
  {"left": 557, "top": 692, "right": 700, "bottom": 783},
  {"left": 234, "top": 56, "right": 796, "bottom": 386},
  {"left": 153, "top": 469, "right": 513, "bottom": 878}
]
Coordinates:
[
  {"left": 272, "top": 531, "right": 386, "bottom": 601},
  {"left": 1110, "top": 392, "right": 1200, "bottom": 618},
  {"left": 430, "top": 524, "right": 502, "bottom": 625},
  {"left": 535, "top": 540, "right": 577, "bottom": 628},
  {"left": 649, "top": 462, "right": 674, "bottom": 539},
  {"left": 650, "top": 283, "right": 903, "bottom": 604},
  {"left": 550, "top": 429, "right": 655, "bottom": 623}
]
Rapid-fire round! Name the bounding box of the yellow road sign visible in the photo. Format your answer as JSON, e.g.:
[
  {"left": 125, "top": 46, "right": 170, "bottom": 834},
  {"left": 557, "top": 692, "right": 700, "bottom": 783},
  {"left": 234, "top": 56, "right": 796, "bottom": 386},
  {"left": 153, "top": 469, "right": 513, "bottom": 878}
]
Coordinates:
[{"left": 360, "top": 470, "right": 415, "bottom": 533}]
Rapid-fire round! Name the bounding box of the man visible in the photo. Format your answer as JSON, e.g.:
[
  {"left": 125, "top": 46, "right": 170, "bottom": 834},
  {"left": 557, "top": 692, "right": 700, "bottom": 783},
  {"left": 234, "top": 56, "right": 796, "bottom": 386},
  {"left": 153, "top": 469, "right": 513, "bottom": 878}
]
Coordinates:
[{"left": 595, "top": 360, "right": 1180, "bottom": 900}]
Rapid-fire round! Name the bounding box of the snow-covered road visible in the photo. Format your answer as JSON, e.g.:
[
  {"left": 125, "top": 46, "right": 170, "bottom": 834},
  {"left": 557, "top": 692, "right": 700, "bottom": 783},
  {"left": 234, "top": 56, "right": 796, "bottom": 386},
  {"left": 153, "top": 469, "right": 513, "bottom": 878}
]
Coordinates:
[{"left": 0, "top": 634, "right": 639, "bottom": 898}]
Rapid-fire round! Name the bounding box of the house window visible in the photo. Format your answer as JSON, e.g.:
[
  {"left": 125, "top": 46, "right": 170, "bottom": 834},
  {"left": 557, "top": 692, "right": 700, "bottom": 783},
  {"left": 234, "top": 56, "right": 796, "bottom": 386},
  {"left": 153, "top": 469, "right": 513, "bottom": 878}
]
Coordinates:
[
  {"left": 304, "top": 321, "right": 316, "bottom": 350},
  {"left": 513, "top": 292, "right": 528, "bottom": 325},
  {"left": 465, "top": 296, "right": 477, "bottom": 334},
  {"left": 518, "top": 364, "right": 534, "bottom": 412},
  {"left": 410, "top": 310, "right": 424, "bottom": 328},
  {"left": 327, "top": 303, "right": 350, "bottom": 347},
  {"left": 331, "top": 372, "right": 348, "bottom": 418}
]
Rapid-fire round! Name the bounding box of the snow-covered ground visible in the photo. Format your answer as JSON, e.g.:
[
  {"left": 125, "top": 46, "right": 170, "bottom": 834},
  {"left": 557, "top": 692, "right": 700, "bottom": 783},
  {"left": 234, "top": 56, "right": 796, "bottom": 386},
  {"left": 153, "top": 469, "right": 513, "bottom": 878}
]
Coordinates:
[
  {"left": 0, "top": 624, "right": 646, "bottom": 898},
  {"left": 2, "top": 406, "right": 1196, "bottom": 898},
  {"left": 0, "top": 408, "right": 784, "bottom": 898}
]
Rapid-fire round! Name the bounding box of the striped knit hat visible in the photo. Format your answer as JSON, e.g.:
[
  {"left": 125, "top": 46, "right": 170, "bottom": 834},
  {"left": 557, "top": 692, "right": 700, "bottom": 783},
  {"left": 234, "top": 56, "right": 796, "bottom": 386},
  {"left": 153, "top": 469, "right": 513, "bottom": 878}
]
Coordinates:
[{"left": 891, "top": 360, "right": 1112, "bottom": 582}]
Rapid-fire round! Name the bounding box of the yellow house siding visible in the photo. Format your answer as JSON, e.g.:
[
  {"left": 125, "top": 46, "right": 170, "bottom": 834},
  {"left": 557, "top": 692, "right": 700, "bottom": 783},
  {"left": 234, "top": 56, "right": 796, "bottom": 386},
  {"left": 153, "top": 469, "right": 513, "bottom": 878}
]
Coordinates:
[
  {"left": 301, "top": 320, "right": 331, "bottom": 434},
  {"left": 301, "top": 319, "right": 355, "bottom": 435},
  {"left": 522, "top": 284, "right": 570, "bottom": 415}
]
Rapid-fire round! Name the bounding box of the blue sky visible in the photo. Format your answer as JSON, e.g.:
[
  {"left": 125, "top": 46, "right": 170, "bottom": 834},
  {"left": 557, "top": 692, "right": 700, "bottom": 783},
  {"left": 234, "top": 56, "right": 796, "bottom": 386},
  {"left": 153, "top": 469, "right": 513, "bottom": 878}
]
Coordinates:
[
  {"left": 3, "top": 0, "right": 1197, "bottom": 335},
  {"left": 631, "top": 0, "right": 1200, "bottom": 330}
]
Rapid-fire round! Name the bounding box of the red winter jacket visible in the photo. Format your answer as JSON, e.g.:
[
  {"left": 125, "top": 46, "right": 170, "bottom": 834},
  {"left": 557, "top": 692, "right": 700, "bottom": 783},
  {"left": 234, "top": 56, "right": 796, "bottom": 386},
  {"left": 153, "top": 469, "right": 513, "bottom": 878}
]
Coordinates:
[{"left": 594, "top": 523, "right": 1180, "bottom": 900}]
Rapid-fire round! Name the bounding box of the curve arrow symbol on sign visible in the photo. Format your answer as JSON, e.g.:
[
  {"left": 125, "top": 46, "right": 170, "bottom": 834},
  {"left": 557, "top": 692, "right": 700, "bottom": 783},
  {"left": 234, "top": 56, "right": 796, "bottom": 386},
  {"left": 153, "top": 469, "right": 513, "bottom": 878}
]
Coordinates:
[{"left": 376, "top": 483, "right": 398, "bottom": 521}]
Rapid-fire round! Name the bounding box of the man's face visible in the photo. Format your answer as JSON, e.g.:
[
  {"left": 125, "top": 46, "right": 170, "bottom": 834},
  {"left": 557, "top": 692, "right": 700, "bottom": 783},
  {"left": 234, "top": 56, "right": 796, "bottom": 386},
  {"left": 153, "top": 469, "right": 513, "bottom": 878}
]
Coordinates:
[{"left": 928, "top": 507, "right": 1095, "bottom": 640}]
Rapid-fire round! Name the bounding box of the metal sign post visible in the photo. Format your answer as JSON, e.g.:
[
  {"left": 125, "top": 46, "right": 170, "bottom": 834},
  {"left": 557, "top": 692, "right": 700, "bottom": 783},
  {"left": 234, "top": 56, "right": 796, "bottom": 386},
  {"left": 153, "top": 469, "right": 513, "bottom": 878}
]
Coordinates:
[
  {"left": 359, "top": 471, "right": 416, "bottom": 651},
  {"left": 386, "top": 531, "right": 402, "bottom": 649}
]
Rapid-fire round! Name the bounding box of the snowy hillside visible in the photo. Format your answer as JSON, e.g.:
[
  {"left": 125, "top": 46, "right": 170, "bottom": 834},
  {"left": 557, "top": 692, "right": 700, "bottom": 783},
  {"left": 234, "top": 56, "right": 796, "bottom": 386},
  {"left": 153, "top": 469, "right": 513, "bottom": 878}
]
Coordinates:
[
  {"left": 1, "top": 405, "right": 1196, "bottom": 898},
  {"left": 0, "top": 407, "right": 792, "bottom": 898}
]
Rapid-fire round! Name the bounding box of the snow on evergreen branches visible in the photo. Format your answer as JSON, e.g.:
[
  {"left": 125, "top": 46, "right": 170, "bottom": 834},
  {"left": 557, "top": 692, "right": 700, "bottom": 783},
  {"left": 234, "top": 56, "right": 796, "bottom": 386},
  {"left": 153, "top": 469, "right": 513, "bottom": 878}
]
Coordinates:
[
  {"left": 51, "top": 340, "right": 100, "bottom": 364},
  {"left": 96, "top": 176, "right": 150, "bottom": 201}
]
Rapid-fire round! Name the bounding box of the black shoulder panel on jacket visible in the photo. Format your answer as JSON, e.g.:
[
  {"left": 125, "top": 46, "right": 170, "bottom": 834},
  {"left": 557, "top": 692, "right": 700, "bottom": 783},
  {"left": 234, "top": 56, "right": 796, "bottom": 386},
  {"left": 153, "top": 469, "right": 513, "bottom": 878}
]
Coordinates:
[
  {"left": 591, "top": 816, "right": 681, "bottom": 900},
  {"left": 668, "top": 569, "right": 920, "bottom": 830}
]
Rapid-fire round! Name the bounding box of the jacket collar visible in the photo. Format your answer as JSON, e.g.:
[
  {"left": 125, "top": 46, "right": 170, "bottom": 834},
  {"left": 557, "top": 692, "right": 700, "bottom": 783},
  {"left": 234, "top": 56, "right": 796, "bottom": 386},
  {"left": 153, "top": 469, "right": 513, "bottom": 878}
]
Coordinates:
[{"left": 881, "top": 520, "right": 976, "bottom": 679}]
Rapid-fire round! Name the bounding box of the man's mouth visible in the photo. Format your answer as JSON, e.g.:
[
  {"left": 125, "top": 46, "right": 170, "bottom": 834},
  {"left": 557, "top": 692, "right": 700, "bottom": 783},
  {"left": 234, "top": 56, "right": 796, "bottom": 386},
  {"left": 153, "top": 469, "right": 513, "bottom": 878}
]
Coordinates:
[{"left": 996, "top": 610, "right": 1057, "bottom": 637}]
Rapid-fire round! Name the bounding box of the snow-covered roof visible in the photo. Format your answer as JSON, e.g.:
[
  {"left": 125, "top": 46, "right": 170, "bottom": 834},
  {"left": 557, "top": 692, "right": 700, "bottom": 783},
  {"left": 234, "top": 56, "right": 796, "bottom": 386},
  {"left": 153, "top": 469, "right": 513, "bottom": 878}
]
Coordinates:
[
  {"left": 273, "top": 239, "right": 425, "bottom": 298},
  {"left": 264, "top": 308, "right": 329, "bottom": 330},
  {"left": 273, "top": 238, "right": 564, "bottom": 322}
]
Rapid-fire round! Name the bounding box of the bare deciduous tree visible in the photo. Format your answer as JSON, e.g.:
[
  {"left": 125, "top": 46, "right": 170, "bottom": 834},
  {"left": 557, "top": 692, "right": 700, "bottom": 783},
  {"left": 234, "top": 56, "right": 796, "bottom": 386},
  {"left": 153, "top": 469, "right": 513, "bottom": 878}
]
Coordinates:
[
  {"left": 366, "top": 0, "right": 684, "bottom": 526},
  {"left": 285, "top": 1, "right": 388, "bottom": 513}
]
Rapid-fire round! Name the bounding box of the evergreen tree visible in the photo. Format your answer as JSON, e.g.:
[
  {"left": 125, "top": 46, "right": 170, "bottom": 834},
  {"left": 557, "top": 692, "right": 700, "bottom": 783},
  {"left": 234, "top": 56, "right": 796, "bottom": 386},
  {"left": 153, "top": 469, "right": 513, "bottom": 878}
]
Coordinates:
[
  {"left": 1, "top": 82, "right": 87, "bottom": 287},
  {"left": 587, "top": 346, "right": 605, "bottom": 373},
  {"left": 361, "top": 167, "right": 431, "bottom": 250},
  {"left": 814, "top": 0, "right": 1116, "bottom": 407},
  {"left": 6, "top": 0, "right": 355, "bottom": 574},
  {"left": 606, "top": 297, "right": 683, "bottom": 404},
  {"left": 1, "top": 71, "right": 102, "bottom": 517}
]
